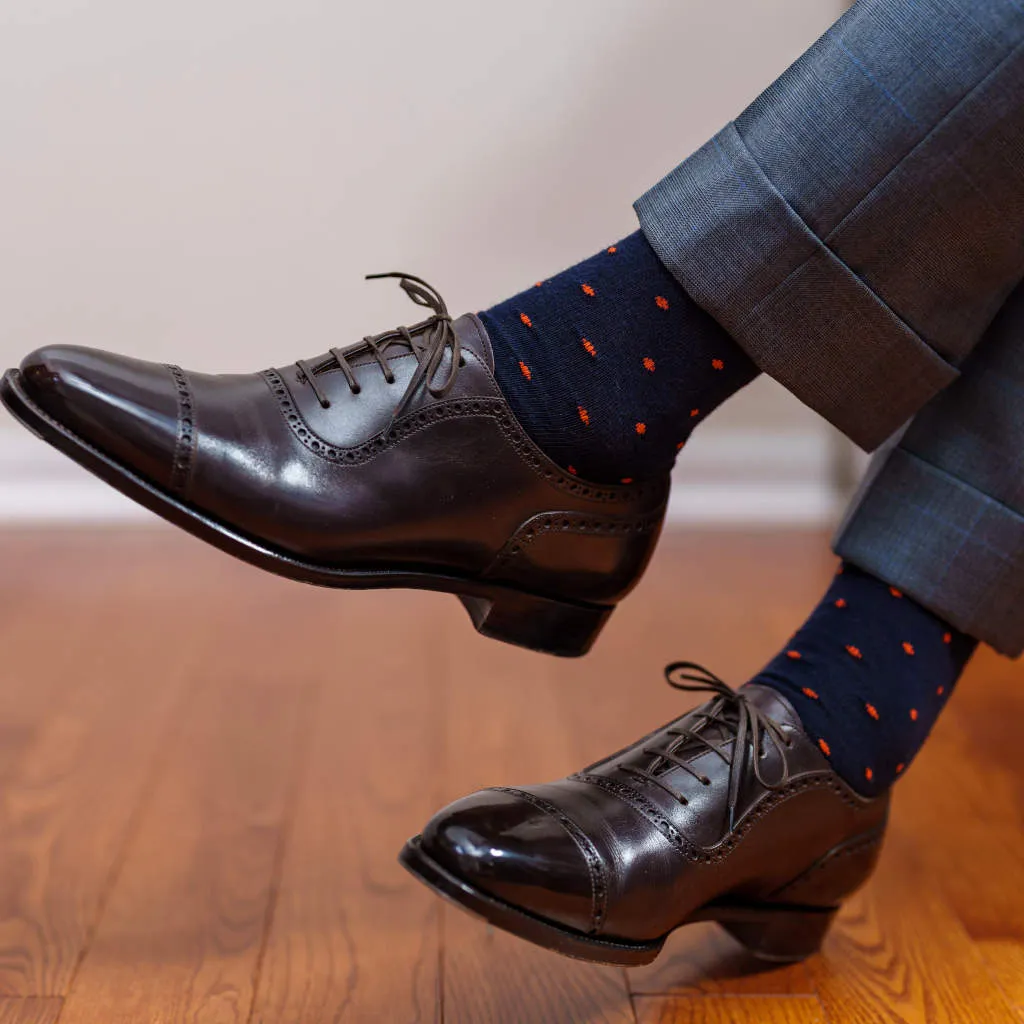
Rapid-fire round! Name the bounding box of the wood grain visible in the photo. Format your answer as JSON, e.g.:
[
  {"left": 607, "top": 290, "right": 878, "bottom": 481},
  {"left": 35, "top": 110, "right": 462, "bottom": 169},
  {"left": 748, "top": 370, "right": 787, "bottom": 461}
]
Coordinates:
[
  {"left": 633, "top": 995, "right": 825, "bottom": 1023},
  {"left": 57, "top": 659, "right": 313, "bottom": 1022},
  {"left": 0, "top": 528, "right": 1017, "bottom": 1022},
  {"left": 628, "top": 924, "right": 815, "bottom": 996},
  {"left": 810, "top": 828, "right": 1019, "bottom": 1024},
  {"left": 250, "top": 589, "right": 444, "bottom": 1023},
  {"left": 0, "top": 551, "right": 205, "bottom": 996},
  {"left": 978, "top": 940, "right": 1024, "bottom": 1008},
  {"left": 0, "top": 1000, "right": 62, "bottom": 1024}
]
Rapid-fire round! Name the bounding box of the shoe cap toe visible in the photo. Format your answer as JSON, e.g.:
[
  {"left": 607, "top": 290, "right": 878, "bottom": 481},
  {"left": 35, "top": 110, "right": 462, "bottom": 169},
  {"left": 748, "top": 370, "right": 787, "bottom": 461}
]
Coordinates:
[
  {"left": 421, "top": 786, "right": 600, "bottom": 933},
  {"left": 20, "top": 345, "right": 183, "bottom": 490}
]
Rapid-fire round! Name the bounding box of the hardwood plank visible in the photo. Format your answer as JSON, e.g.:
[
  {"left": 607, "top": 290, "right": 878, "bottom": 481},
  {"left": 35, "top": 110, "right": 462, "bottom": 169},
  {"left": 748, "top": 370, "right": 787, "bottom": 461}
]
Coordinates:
[
  {"left": 978, "top": 940, "right": 1024, "bottom": 1007},
  {"left": 0, "top": 554, "right": 202, "bottom": 995},
  {"left": 250, "top": 589, "right": 443, "bottom": 1023},
  {"left": 0, "top": 999, "right": 62, "bottom": 1024},
  {"left": 57, "top": 670, "right": 313, "bottom": 1024},
  {"left": 438, "top": 624, "right": 635, "bottom": 1024},
  {"left": 810, "top": 829, "right": 1019, "bottom": 1024},
  {"left": 888, "top": 648, "right": 1024, "bottom": 951},
  {"left": 633, "top": 995, "right": 825, "bottom": 1024},
  {"left": 0, "top": 528, "right": 1020, "bottom": 1023},
  {"left": 628, "top": 924, "right": 814, "bottom": 996}
]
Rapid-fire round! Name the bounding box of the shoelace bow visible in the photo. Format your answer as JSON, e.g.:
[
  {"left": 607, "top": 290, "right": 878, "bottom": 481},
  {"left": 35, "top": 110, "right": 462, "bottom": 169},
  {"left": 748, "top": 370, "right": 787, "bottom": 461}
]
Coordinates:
[
  {"left": 295, "top": 273, "right": 461, "bottom": 420},
  {"left": 617, "top": 662, "right": 794, "bottom": 831}
]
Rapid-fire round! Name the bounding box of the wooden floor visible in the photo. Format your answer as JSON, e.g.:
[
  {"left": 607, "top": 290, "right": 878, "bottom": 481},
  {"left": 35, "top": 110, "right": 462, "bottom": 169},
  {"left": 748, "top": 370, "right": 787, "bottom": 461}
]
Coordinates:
[{"left": 0, "top": 528, "right": 1019, "bottom": 1023}]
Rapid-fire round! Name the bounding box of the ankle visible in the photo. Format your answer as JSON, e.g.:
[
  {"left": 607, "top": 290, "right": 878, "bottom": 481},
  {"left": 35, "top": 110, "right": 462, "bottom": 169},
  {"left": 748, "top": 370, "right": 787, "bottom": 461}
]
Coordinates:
[{"left": 482, "top": 230, "right": 758, "bottom": 483}]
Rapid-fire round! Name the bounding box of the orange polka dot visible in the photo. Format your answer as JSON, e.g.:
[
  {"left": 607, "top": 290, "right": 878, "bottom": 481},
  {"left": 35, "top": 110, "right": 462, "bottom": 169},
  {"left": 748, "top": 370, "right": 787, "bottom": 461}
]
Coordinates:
[
  {"left": 581, "top": 283, "right": 596, "bottom": 297},
  {"left": 655, "top": 295, "right": 670, "bottom": 310},
  {"left": 890, "top": 587, "right": 903, "bottom": 598},
  {"left": 518, "top": 361, "right": 532, "bottom": 381},
  {"left": 835, "top": 599, "right": 847, "bottom": 609},
  {"left": 620, "top": 477, "right": 633, "bottom": 484},
  {"left": 577, "top": 406, "right": 590, "bottom": 426},
  {"left": 787, "top": 650, "right": 802, "bottom": 660},
  {"left": 846, "top": 645, "right": 863, "bottom": 660},
  {"left": 690, "top": 408, "right": 700, "bottom": 418},
  {"left": 865, "top": 703, "right": 879, "bottom": 720},
  {"left": 937, "top": 686, "right": 944, "bottom": 695},
  {"left": 635, "top": 422, "right": 647, "bottom": 436},
  {"left": 818, "top": 738, "right": 831, "bottom": 757},
  {"left": 865, "top": 767, "right": 874, "bottom": 782},
  {"left": 607, "top": 246, "right": 617, "bottom": 254},
  {"left": 902, "top": 642, "right": 915, "bottom": 656},
  {"left": 643, "top": 357, "right": 656, "bottom": 372},
  {"left": 896, "top": 763, "right": 905, "bottom": 774},
  {"left": 534, "top": 281, "right": 543, "bottom": 288},
  {"left": 910, "top": 708, "right": 919, "bottom": 721},
  {"left": 801, "top": 687, "right": 819, "bottom": 700},
  {"left": 568, "top": 466, "right": 577, "bottom": 476},
  {"left": 520, "top": 312, "right": 533, "bottom": 328},
  {"left": 943, "top": 632, "right": 952, "bottom": 644},
  {"left": 712, "top": 358, "right": 724, "bottom": 370},
  {"left": 582, "top": 339, "right": 597, "bottom": 357},
  {"left": 676, "top": 440, "right": 686, "bottom": 451}
]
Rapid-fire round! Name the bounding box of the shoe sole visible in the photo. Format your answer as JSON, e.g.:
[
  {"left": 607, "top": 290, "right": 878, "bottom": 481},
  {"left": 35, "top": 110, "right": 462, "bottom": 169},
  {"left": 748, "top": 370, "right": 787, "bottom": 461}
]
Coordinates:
[
  {"left": 0, "top": 368, "right": 613, "bottom": 657},
  {"left": 399, "top": 835, "right": 839, "bottom": 966}
]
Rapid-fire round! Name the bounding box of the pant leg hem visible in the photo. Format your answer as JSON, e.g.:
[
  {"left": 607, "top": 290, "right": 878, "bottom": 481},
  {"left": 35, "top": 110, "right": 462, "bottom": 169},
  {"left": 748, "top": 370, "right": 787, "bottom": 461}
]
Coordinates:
[
  {"left": 635, "top": 123, "right": 958, "bottom": 451},
  {"left": 834, "top": 447, "right": 1024, "bottom": 657}
]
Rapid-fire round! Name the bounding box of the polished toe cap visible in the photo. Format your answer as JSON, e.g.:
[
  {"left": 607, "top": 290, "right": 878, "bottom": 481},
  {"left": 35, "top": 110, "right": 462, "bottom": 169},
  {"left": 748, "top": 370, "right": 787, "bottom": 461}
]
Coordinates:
[
  {"left": 20, "top": 346, "right": 184, "bottom": 492},
  {"left": 420, "top": 787, "right": 601, "bottom": 934}
]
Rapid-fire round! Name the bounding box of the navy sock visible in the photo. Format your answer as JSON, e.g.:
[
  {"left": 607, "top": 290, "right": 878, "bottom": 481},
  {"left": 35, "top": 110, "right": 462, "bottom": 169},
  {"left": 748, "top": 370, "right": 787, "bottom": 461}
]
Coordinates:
[
  {"left": 753, "top": 563, "right": 977, "bottom": 795},
  {"left": 480, "top": 230, "right": 758, "bottom": 483}
]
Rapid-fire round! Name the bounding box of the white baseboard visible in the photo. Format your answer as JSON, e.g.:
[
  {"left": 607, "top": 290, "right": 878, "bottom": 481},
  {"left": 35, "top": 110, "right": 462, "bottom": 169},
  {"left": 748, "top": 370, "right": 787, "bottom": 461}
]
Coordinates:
[{"left": 0, "top": 429, "right": 843, "bottom": 527}]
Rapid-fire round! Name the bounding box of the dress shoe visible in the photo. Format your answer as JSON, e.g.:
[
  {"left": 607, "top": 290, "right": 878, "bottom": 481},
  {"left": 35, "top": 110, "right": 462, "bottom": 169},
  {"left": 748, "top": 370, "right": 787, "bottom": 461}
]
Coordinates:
[
  {"left": 402, "top": 663, "right": 889, "bottom": 964},
  {"left": 0, "top": 274, "right": 669, "bottom": 656}
]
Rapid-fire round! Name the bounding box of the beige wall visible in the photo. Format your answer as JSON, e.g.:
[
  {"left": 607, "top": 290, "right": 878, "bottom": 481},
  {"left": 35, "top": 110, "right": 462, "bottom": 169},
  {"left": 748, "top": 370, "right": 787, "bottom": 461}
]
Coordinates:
[{"left": 0, "top": 0, "right": 844, "bottom": 443}]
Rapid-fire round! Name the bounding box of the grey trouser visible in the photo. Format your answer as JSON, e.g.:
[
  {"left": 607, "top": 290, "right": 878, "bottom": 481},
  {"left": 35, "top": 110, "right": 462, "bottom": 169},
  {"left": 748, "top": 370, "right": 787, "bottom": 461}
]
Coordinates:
[{"left": 634, "top": 0, "right": 1024, "bottom": 656}]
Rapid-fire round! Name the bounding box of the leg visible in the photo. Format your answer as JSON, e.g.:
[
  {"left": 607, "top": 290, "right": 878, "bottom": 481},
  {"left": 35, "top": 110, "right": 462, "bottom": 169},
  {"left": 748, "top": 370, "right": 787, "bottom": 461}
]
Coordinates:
[
  {"left": 716, "top": 285, "right": 1024, "bottom": 796},
  {"left": 637, "top": 0, "right": 1024, "bottom": 449}
]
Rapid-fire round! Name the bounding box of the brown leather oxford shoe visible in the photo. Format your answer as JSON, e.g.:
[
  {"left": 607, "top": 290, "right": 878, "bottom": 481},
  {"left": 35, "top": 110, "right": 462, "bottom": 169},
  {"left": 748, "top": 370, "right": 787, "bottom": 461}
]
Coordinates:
[
  {"left": 0, "top": 275, "right": 668, "bottom": 656},
  {"left": 401, "top": 663, "right": 889, "bottom": 965}
]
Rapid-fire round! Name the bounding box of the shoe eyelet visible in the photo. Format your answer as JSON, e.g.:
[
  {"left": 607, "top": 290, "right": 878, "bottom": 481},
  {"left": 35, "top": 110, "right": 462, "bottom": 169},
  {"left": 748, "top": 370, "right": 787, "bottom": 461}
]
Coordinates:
[
  {"left": 351, "top": 386, "right": 362, "bottom": 396},
  {"left": 458, "top": 356, "right": 466, "bottom": 368},
  {"left": 700, "top": 776, "right": 711, "bottom": 786}
]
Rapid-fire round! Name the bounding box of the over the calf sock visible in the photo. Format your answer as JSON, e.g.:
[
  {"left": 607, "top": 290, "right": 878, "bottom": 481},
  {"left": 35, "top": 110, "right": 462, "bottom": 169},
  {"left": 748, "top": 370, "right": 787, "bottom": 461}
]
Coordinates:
[
  {"left": 481, "top": 230, "right": 758, "bottom": 483},
  {"left": 753, "top": 563, "right": 977, "bottom": 795}
]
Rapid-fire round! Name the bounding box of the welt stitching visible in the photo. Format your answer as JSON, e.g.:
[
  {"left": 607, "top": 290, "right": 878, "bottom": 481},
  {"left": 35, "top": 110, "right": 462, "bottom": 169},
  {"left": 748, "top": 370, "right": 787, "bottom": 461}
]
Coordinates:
[
  {"left": 491, "top": 787, "right": 608, "bottom": 934},
  {"left": 261, "top": 368, "right": 664, "bottom": 506},
  {"left": 166, "top": 365, "right": 195, "bottom": 496}
]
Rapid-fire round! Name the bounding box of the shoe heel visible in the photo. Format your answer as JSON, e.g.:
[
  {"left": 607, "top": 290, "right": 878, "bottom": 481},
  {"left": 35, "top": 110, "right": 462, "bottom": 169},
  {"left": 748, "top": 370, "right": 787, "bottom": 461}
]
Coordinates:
[
  {"left": 459, "top": 589, "right": 613, "bottom": 657},
  {"left": 720, "top": 905, "right": 837, "bottom": 962}
]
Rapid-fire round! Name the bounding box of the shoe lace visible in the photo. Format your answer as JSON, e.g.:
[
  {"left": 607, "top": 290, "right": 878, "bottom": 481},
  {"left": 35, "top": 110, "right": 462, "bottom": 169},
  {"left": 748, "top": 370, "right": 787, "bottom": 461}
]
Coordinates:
[
  {"left": 294, "top": 273, "right": 461, "bottom": 420},
  {"left": 617, "top": 662, "right": 794, "bottom": 831}
]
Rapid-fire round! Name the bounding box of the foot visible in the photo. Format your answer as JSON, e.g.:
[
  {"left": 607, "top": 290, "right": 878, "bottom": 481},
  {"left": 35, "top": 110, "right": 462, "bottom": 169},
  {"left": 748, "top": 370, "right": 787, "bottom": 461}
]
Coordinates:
[
  {"left": 401, "top": 663, "right": 889, "bottom": 965},
  {"left": 0, "top": 275, "right": 669, "bottom": 656}
]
